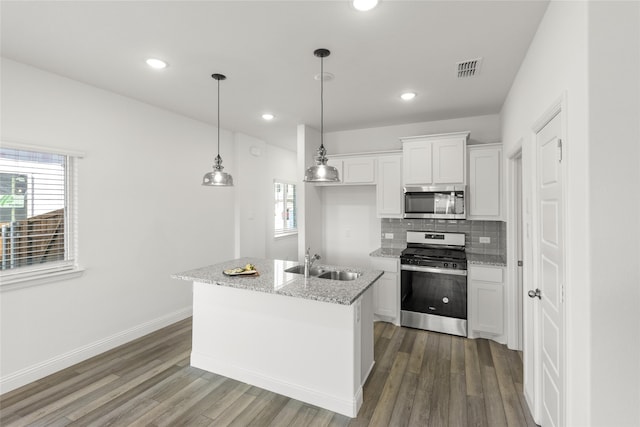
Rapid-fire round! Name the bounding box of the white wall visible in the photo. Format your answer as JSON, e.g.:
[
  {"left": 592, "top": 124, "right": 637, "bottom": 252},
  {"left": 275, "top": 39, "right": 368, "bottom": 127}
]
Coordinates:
[
  {"left": 266, "top": 145, "right": 298, "bottom": 261},
  {"left": 325, "top": 113, "right": 501, "bottom": 154},
  {"left": 321, "top": 186, "right": 380, "bottom": 269},
  {"left": 587, "top": 2, "right": 640, "bottom": 426},
  {"left": 0, "top": 58, "right": 236, "bottom": 392},
  {"left": 234, "top": 133, "right": 267, "bottom": 259},
  {"left": 297, "top": 125, "right": 324, "bottom": 263},
  {"left": 501, "top": 3, "right": 590, "bottom": 424},
  {"left": 501, "top": 1, "right": 640, "bottom": 426}
]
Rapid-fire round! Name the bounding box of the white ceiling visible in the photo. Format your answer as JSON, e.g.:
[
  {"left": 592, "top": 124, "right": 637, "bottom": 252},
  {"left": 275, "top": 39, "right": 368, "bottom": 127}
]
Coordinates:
[{"left": 1, "top": 1, "right": 549, "bottom": 151}]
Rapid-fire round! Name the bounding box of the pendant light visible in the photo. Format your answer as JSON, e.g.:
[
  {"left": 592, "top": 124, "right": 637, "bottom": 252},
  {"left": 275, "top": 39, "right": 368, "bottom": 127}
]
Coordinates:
[
  {"left": 202, "top": 73, "right": 233, "bottom": 187},
  {"left": 304, "top": 48, "right": 340, "bottom": 183}
]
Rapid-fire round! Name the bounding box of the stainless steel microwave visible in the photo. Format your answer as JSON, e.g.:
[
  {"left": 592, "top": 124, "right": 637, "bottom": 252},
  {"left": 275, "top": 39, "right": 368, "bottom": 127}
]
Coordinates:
[{"left": 403, "top": 185, "right": 466, "bottom": 219}]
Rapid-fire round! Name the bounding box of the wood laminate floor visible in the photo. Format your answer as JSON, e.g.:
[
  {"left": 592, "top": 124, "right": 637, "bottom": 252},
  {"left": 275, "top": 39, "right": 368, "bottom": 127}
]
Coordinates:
[{"left": 0, "top": 318, "right": 537, "bottom": 426}]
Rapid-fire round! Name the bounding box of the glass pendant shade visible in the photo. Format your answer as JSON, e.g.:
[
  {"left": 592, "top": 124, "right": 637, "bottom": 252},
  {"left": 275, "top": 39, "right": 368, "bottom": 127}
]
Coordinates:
[
  {"left": 304, "top": 48, "right": 340, "bottom": 183},
  {"left": 304, "top": 165, "right": 340, "bottom": 182},
  {"left": 202, "top": 73, "right": 233, "bottom": 187},
  {"left": 202, "top": 155, "right": 233, "bottom": 186},
  {"left": 303, "top": 145, "right": 340, "bottom": 182}
]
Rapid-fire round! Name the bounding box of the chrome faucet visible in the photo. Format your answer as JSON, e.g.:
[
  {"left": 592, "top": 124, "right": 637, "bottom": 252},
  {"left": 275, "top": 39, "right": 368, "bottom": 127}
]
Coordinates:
[{"left": 304, "top": 248, "right": 321, "bottom": 278}]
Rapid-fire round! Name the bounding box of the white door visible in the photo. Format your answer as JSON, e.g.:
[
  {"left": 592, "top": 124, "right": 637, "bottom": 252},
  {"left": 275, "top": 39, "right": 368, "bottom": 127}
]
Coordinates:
[{"left": 531, "top": 113, "right": 565, "bottom": 426}]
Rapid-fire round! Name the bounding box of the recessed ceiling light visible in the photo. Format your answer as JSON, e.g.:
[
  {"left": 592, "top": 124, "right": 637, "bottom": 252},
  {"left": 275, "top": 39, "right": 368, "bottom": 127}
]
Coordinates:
[
  {"left": 146, "top": 58, "right": 168, "bottom": 70},
  {"left": 353, "top": 0, "right": 379, "bottom": 12},
  {"left": 314, "top": 72, "right": 335, "bottom": 82},
  {"left": 262, "top": 113, "right": 275, "bottom": 121},
  {"left": 401, "top": 92, "right": 417, "bottom": 101}
]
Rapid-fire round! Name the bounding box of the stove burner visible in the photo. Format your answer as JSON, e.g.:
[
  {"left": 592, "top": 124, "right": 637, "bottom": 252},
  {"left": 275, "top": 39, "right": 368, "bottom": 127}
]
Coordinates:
[{"left": 400, "top": 233, "right": 467, "bottom": 270}]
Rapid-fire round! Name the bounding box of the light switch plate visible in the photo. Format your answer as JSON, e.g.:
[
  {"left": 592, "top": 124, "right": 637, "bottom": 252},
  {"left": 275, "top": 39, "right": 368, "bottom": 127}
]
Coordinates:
[
  {"left": 384, "top": 233, "right": 394, "bottom": 239},
  {"left": 479, "top": 236, "right": 491, "bottom": 244}
]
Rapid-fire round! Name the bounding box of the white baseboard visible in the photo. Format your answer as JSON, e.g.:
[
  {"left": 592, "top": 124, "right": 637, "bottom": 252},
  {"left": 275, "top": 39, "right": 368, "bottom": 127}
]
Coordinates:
[
  {"left": 191, "top": 351, "right": 362, "bottom": 418},
  {"left": 362, "top": 360, "right": 375, "bottom": 388},
  {"left": 0, "top": 306, "right": 192, "bottom": 394}
]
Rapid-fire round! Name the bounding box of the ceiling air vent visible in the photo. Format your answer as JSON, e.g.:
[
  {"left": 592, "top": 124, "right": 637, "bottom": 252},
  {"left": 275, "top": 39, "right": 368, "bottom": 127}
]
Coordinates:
[{"left": 456, "top": 58, "right": 482, "bottom": 78}]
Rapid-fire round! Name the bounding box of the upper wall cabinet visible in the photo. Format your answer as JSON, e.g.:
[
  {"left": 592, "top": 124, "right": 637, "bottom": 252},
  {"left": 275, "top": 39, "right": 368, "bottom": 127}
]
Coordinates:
[
  {"left": 319, "top": 154, "right": 376, "bottom": 186},
  {"left": 467, "top": 143, "right": 503, "bottom": 220},
  {"left": 401, "top": 132, "right": 469, "bottom": 185},
  {"left": 342, "top": 156, "right": 376, "bottom": 184},
  {"left": 376, "top": 154, "right": 402, "bottom": 218}
]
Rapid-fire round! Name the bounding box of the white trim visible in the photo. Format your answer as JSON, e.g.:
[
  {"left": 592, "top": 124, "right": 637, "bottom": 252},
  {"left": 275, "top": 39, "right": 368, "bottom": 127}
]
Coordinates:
[
  {"left": 0, "top": 265, "right": 85, "bottom": 292},
  {"left": 506, "top": 142, "right": 523, "bottom": 350},
  {"left": 326, "top": 149, "right": 402, "bottom": 159},
  {"left": 191, "top": 351, "right": 363, "bottom": 418},
  {"left": 361, "top": 360, "right": 375, "bottom": 387},
  {"left": 0, "top": 306, "right": 192, "bottom": 394},
  {"left": 274, "top": 230, "right": 298, "bottom": 239},
  {"left": 1, "top": 140, "right": 85, "bottom": 159}
]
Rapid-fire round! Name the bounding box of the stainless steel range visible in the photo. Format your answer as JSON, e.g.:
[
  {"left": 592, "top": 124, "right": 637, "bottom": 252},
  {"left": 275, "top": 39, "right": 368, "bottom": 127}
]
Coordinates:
[{"left": 400, "top": 231, "right": 468, "bottom": 337}]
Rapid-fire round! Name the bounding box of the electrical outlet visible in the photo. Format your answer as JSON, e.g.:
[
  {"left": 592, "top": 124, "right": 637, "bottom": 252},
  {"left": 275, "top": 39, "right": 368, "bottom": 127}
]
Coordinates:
[
  {"left": 479, "top": 236, "right": 491, "bottom": 244},
  {"left": 384, "top": 233, "right": 394, "bottom": 239}
]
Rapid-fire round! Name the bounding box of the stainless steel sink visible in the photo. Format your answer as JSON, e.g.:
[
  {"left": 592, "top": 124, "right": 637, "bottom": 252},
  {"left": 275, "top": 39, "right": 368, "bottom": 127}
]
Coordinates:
[
  {"left": 284, "top": 265, "right": 360, "bottom": 281},
  {"left": 284, "top": 265, "right": 327, "bottom": 276},
  {"left": 317, "top": 271, "right": 362, "bottom": 281}
]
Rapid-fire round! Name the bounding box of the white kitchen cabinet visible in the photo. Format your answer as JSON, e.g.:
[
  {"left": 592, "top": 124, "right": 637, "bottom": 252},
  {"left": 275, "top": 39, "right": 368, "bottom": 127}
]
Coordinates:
[
  {"left": 468, "top": 144, "right": 503, "bottom": 219},
  {"left": 402, "top": 140, "right": 433, "bottom": 185},
  {"left": 401, "top": 132, "right": 469, "bottom": 185},
  {"left": 370, "top": 256, "right": 400, "bottom": 325},
  {"left": 342, "top": 157, "right": 376, "bottom": 184},
  {"left": 320, "top": 154, "right": 375, "bottom": 186},
  {"left": 468, "top": 265, "right": 505, "bottom": 342},
  {"left": 432, "top": 139, "right": 466, "bottom": 184},
  {"left": 376, "top": 154, "right": 403, "bottom": 218}
]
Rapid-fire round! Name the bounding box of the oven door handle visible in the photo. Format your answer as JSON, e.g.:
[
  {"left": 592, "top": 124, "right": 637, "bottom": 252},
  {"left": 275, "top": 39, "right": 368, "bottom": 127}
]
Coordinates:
[{"left": 401, "top": 264, "right": 468, "bottom": 276}]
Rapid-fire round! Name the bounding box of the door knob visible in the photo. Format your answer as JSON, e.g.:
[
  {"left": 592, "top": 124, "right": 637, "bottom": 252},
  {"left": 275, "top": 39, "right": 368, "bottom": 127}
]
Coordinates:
[{"left": 528, "top": 288, "right": 541, "bottom": 299}]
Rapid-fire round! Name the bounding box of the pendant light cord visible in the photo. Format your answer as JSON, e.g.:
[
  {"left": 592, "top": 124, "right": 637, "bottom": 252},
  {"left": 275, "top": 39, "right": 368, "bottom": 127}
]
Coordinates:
[
  {"left": 320, "top": 54, "right": 324, "bottom": 149},
  {"left": 217, "top": 77, "right": 221, "bottom": 157}
]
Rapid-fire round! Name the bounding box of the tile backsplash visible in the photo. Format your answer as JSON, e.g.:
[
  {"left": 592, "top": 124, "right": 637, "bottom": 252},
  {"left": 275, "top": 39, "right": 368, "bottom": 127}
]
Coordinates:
[{"left": 381, "top": 218, "right": 506, "bottom": 256}]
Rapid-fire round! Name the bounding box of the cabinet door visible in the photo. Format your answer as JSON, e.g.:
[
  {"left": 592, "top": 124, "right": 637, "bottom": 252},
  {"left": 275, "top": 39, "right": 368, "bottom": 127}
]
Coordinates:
[
  {"left": 374, "top": 272, "right": 398, "bottom": 319},
  {"left": 402, "top": 141, "right": 432, "bottom": 185},
  {"left": 342, "top": 157, "right": 375, "bottom": 184},
  {"left": 469, "top": 266, "right": 504, "bottom": 336},
  {"left": 376, "top": 155, "right": 402, "bottom": 218},
  {"left": 432, "top": 139, "right": 466, "bottom": 184},
  {"left": 468, "top": 145, "right": 502, "bottom": 218},
  {"left": 470, "top": 282, "right": 504, "bottom": 335}
]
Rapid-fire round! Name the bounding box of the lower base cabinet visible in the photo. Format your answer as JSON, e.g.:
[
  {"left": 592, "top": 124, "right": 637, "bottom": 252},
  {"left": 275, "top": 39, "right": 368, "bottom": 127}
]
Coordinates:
[
  {"left": 370, "top": 256, "right": 400, "bottom": 325},
  {"left": 468, "top": 264, "right": 506, "bottom": 343}
]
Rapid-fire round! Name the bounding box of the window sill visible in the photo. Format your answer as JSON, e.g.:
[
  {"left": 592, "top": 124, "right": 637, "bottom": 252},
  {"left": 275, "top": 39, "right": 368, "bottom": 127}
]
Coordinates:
[
  {"left": 274, "top": 231, "right": 298, "bottom": 239},
  {"left": 0, "top": 266, "right": 85, "bottom": 293}
]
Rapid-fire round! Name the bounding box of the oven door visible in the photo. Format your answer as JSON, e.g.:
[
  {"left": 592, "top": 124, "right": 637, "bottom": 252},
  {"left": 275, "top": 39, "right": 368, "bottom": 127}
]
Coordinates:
[{"left": 400, "top": 264, "right": 468, "bottom": 336}]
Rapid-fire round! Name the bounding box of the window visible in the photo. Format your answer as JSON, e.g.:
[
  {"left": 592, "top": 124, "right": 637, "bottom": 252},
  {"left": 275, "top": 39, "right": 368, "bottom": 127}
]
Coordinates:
[
  {"left": 0, "top": 145, "right": 82, "bottom": 290},
  {"left": 274, "top": 181, "right": 297, "bottom": 237}
]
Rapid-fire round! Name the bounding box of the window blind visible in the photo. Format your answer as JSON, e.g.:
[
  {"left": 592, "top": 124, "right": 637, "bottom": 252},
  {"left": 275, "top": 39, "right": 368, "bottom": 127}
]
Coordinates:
[{"left": 0, "top": 148, "right": 68, "bottom": 271}]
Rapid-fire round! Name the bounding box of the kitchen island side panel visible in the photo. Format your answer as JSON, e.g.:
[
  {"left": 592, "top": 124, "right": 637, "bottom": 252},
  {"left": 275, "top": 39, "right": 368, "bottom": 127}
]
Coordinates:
[{"left": 190, "top": 281, "right": 369, "bottom": 417}]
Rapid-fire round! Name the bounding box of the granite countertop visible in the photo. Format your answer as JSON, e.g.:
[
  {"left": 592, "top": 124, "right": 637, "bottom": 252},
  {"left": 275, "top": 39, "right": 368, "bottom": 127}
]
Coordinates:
[
  {"left": 172, "top": 257, "right": 383, "bottom": 306},
  {"left": 370, "top": 247, "right": 507, "bottom": 267},
  {"left": 467, "top": 253, "right": 507, "bottom": 267},
  {"left": 369, "top": 247, "right": 403, "bottom": 258}
]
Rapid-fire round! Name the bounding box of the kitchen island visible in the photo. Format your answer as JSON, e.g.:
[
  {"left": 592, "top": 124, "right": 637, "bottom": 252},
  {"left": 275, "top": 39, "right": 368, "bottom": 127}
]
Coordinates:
[{"left": 172, "top": 257, "right": 383, "bottom": 417}]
